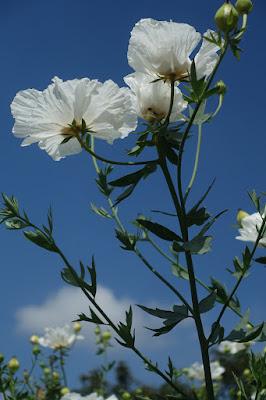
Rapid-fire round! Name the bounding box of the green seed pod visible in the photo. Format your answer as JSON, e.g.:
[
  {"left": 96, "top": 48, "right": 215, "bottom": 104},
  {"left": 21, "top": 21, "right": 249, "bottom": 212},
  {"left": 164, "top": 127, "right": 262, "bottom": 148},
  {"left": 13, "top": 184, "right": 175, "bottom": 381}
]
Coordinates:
[
  {"left": 235, "top": 0, "right": 253, "bottom": 14},
  {"left": 32, "top": 345, "right": 41, "bottom": 356},
  {"left": 215, "top": 2, "right": 239, "bottom": 32}
]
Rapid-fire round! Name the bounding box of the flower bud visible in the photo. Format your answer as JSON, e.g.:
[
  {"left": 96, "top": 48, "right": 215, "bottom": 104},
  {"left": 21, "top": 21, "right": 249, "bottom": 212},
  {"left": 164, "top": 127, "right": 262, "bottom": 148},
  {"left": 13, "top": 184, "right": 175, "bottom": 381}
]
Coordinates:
[
  {"left": 30, "top": 335, "right": 39, "bottom": 345},
  {"left": 216, "top": 80, "right": 227, "bottom": 95},
  {"left": 122, "top": 392, "right": 131, "bottom": 400},
  {"left": 23, "top": 370, "right": 30, "bottom": 381},
  {"left": 32, "top": 345, "right": 41, "bottom": 356},
  {"left": 235, "top": 0, "right": 253, "bottom": 14},
  {"left": 73, "top": 322, "right": 82, "bottom": 333},
  {"left": 52, "top": 371, "right": 60, "bottom": 381},
  {"left": 215, "top": 2, "right": 239, "bottom": 32},
  {"left": 0, "top": 354, "right": 4, "bottom": 363},
  {"left": 43, "top": 367, "right": 51, "bottom": 375},
  {"left": 94, "top": 326, "right": 101, "bottom": 335},
  {"left": 7, "top": 357, "right": 20, "bottom": 372},
  {"left": 102, "top": 331, "right": 112, "bottom": 341},
  {"left": 243, "top": 368, "right": 250, "bottom": 377},
  {"left": 61, "top": 387, "right": 70, "bottom": 396},
  {"left": 237, "top": 209, "right": 249, "bottom": 226}
]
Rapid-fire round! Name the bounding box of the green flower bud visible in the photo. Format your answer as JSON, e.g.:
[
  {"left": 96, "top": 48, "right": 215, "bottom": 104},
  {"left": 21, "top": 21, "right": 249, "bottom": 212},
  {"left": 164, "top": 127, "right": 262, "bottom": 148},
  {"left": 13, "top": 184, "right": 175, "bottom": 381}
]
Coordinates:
[
  {"left": 215, "top": 2, "right": 239, "bottom": 32},
  {"left": 32, "top": 345, "right": 41, "bottom": 356},
  {"left": 235, "top": 0, "right": 253, "bottom": 14},
  {"left": 216, "top": 80, "right": 227, "bottom": 95},
  {"left": 237, "top": 209, "right": 249, "bottom": 226},
  {"left": 94, "top": 326, "right": 101, "bottom": 335},
  {"left": 52, "top": 371, "right": 60, "bottom": 381},
  {"left": 135, "top": 388, "right": 143, "bottom": 395},
  {"left": 30, "top": 335, "right": 39, "bottom": 345},
  {"left": 61, "top": 387, "right": 70, "bottom": 396},
  {"left": 7, "top": 357, "right": 20, "bottom": 372},
  {"left": 101, "top": 331, "right": 112, "bottom": 341},
  {"left": 23, "top": 370, "right": 30, "bottom": 381},
  {"left": 122, "top": 392, "right": 131, "bottom": 400},
  {"left": 43, "top": 367, "right": 51, "bottom": 375},
  {"left": 73, "top": 322, "right": 82, "bottom": 333},
  {"left": 0, "top": 354, "right": 4, "bottom": 363}
]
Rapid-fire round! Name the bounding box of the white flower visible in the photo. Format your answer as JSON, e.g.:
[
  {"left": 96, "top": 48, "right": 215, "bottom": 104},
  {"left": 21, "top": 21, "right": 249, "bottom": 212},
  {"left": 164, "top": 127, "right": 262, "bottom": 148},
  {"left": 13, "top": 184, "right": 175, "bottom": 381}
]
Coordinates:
[
  {"left": 61, "top": 393, "right": 118, "bottom": 400},
  {"left": 124, "top": 72, "right": 187, "bottom": 123},
  {"left": 186, "top": 361, "right": 225, "bottom": 381},
  {"left": 128, "top": 18, "right": 220, "bottom": 82},
  {"left": 11, "top": 77, "right": 137, "bottom": 161},
  {"left": 218, "top": 340, "right": 247, "bottom": 354},
  {"left": 38, "top": 324, "right": 84, "bottom": 350},
  {"left": 236, "top": 211, "right": 266, "bottom": 247}
]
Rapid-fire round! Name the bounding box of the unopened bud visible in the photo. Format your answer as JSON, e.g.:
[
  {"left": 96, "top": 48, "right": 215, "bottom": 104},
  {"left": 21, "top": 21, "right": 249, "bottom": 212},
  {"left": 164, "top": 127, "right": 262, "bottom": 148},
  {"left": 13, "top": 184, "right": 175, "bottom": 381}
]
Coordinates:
[
  {"left": 102, "top": 331, "right": 112, "bottom": 341},
  {"left": 30, "top": 335, "right": 39, "bottom": 345},
  {"left": 43, "top": 367, "right": 51, "bottom": 375},
  {"left": 52, "top": 371, "right": 60, "bottom": 381},
  {"left": 73, "top": 322, "right": 82, "bottom": 333},
  {"left": 235, "top": 0, "right": 253, "bottom": 14},
  {"left": 237, "top": 209, "right": 249, "bottom": 226},
  {"left": 243, "top": 368, "right": 250, "bottom": 377},
  {"left": 7, "top": 357, "right": 20, "bottom": 372},
  {"left": 23, "top": 370, "right": 30, "bottom": 381},
  {"left": 216, "top": 80, "right": 227, "bottom": 95},
  {"left": 215, "top": 2, "right": 239, "bottom": 32},
  {"left": 94, "top": 326, "right": 101, "bottom": 335},
  {"left": 122, "top": 392, "right": 131, "bottom": 400},
  {"left": 61, "top": 387, "right": 70, "bottom": 396}
]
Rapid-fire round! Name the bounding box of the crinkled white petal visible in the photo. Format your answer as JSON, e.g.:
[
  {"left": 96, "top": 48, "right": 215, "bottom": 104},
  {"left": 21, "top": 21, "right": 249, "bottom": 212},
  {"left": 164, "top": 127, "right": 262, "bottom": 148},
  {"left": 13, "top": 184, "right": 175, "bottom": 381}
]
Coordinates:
[
  {"left": 61, "top": 393, "right": 105, "bottom": 400},
  {"left": 187, "top": 361, "right": 224, "bottom": 381},
  {"left": 124, "top": 72, "right": 187, "bottom": 123},
  {"left": 194, "top": 30, "right": 220, "bottom": 80},
  {"left": 218, "top": 340, "right": 247, "bottom": 354},
  {"left": 11, "top": 77, "right": 137, "bottom": 160},
  {"left": 128, "top": 18, "right": 201, "bottom": 78},
  {"left": 236, "top": 212, "right": 266, "bottom": 246},
  {"left": 38, "top": 325, "right": 84, "bottom": 349},
  {"left": 84, "top": 80, "right": 137, "bottom": 140}
]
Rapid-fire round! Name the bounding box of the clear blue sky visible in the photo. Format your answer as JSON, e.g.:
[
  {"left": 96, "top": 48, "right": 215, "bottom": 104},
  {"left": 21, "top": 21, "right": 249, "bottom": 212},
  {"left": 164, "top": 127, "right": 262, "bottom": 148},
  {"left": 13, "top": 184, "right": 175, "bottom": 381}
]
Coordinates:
[{"left": 0, "top": 0, "right": 265, "bottom": 390}]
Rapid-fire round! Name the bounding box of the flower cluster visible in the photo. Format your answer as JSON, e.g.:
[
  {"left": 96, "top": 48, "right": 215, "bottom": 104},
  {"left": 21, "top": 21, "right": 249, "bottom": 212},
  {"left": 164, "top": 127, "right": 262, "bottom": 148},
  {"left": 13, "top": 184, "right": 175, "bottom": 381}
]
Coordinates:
[{"left": 11, "top": 19, "right": 220, "bottom": 160}]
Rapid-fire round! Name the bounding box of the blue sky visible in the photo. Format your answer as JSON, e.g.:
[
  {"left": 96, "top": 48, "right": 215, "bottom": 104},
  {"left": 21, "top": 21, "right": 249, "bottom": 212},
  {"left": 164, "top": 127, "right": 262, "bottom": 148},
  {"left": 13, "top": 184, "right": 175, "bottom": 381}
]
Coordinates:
[{"left": 0, "top": 0, "right": 265, "bottom": 390}]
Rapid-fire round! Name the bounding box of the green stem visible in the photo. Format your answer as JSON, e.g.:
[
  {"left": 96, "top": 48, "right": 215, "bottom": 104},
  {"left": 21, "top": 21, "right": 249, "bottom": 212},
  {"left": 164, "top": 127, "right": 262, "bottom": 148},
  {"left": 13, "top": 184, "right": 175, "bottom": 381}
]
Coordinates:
[
  {"left": 59, "top": 349, "right": 68, "bottom": 387},
  {"left": 211, "top": 94, "right": 224, "bottom": 119},
  {"left": 76, "top": 135, "right": 158, "bottom": 167},
  {"left": 235, "top": 13, "right": 248, "bottom": 40},
  {"left": 185, "top": 123, "right": 203, "bottom": 200},
  {"left": 90, "top": 137, "right": 193, "bottom": 313}
]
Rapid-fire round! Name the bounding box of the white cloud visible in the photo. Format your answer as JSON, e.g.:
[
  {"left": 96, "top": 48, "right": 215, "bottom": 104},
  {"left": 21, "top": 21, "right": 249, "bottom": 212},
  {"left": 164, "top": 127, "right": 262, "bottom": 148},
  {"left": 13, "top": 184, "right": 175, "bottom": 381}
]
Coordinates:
[{"left": 16, "top": 285, "right": 192, "bottom": 349}]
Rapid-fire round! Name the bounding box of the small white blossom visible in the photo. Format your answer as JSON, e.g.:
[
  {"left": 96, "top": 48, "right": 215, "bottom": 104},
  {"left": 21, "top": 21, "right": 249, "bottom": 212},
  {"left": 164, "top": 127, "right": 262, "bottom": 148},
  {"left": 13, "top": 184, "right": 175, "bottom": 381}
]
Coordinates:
[
  {"left": 11, "top": 77, "right": 137, "bottom": 161},
  {"left": 38, "top": 324, "right": 84, "bottom": 350},
  {"left": 124, "top": 72, "right": 187, "bottom": 123},
  {"left": 61, "top": 393, "right": 118, "bottom": 400},
  {"left": 186, "top": 361, "right": 225, "bottom": 381},
  {"left": 128, "top": 19, "right": 220, "bottom": 81},
  {"left": 218, "top": 340, "right": 247, "bottom": 354},
  {"left": 236, "top": 211, "right": 266, "bottom": 247}
]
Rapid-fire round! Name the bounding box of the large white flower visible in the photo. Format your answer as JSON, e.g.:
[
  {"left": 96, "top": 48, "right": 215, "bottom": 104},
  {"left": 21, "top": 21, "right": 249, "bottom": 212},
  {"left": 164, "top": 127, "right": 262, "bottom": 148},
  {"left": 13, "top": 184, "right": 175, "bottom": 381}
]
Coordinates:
[
  {"left": 186, "top": 361, "right": 225, "bottom": 381},
  {"left": 236, "top": 211, "right": 266, "bottom": 247},
  {"left": 124, "top": 72, "right": 187, "bottom": 123},
  {"left": 38, "top": 324, "right": 84, "bottom": 350},
  {"left": 218, "top": 340, "right": 247, "bottom": 354},
  {"left": 128, "top": 18, "right": 220, "bottom": 81},
  {"left": 11, "top": 77, "right": 137, "bottom": 161},
  {"left": 61, "top": 393, "right": 117, "bottom": 400}
]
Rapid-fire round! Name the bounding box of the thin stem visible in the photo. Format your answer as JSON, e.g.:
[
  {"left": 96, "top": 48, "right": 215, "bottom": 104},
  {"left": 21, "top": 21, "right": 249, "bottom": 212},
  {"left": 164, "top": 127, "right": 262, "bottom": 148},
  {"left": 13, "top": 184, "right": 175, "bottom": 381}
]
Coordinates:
[
  {"left": 59, "top": 349, "right": 68, "bottom": 387},
  {"left": 76, "top": 135, "right": 158, "bottom": 167},
  {"left": 185, "top": 123, "right": 203, "bottom": 200},
  {"left": 55, "top": 246, "right": 187, "bottom": 397},
  {"left": 211, "top": 94, "right": 224, "bottom": 119},
  {"left": 208, "top": 215, "right": 266, "bottom": 342},
  {"left": 235, "top": 13, "right": 248, "bottom": 40},
  {"left": 177, "top": 40, "right": 228, "bottom": 209},
  {"left": 163, "top": 80, "right": 175, "bottom": 127}
]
